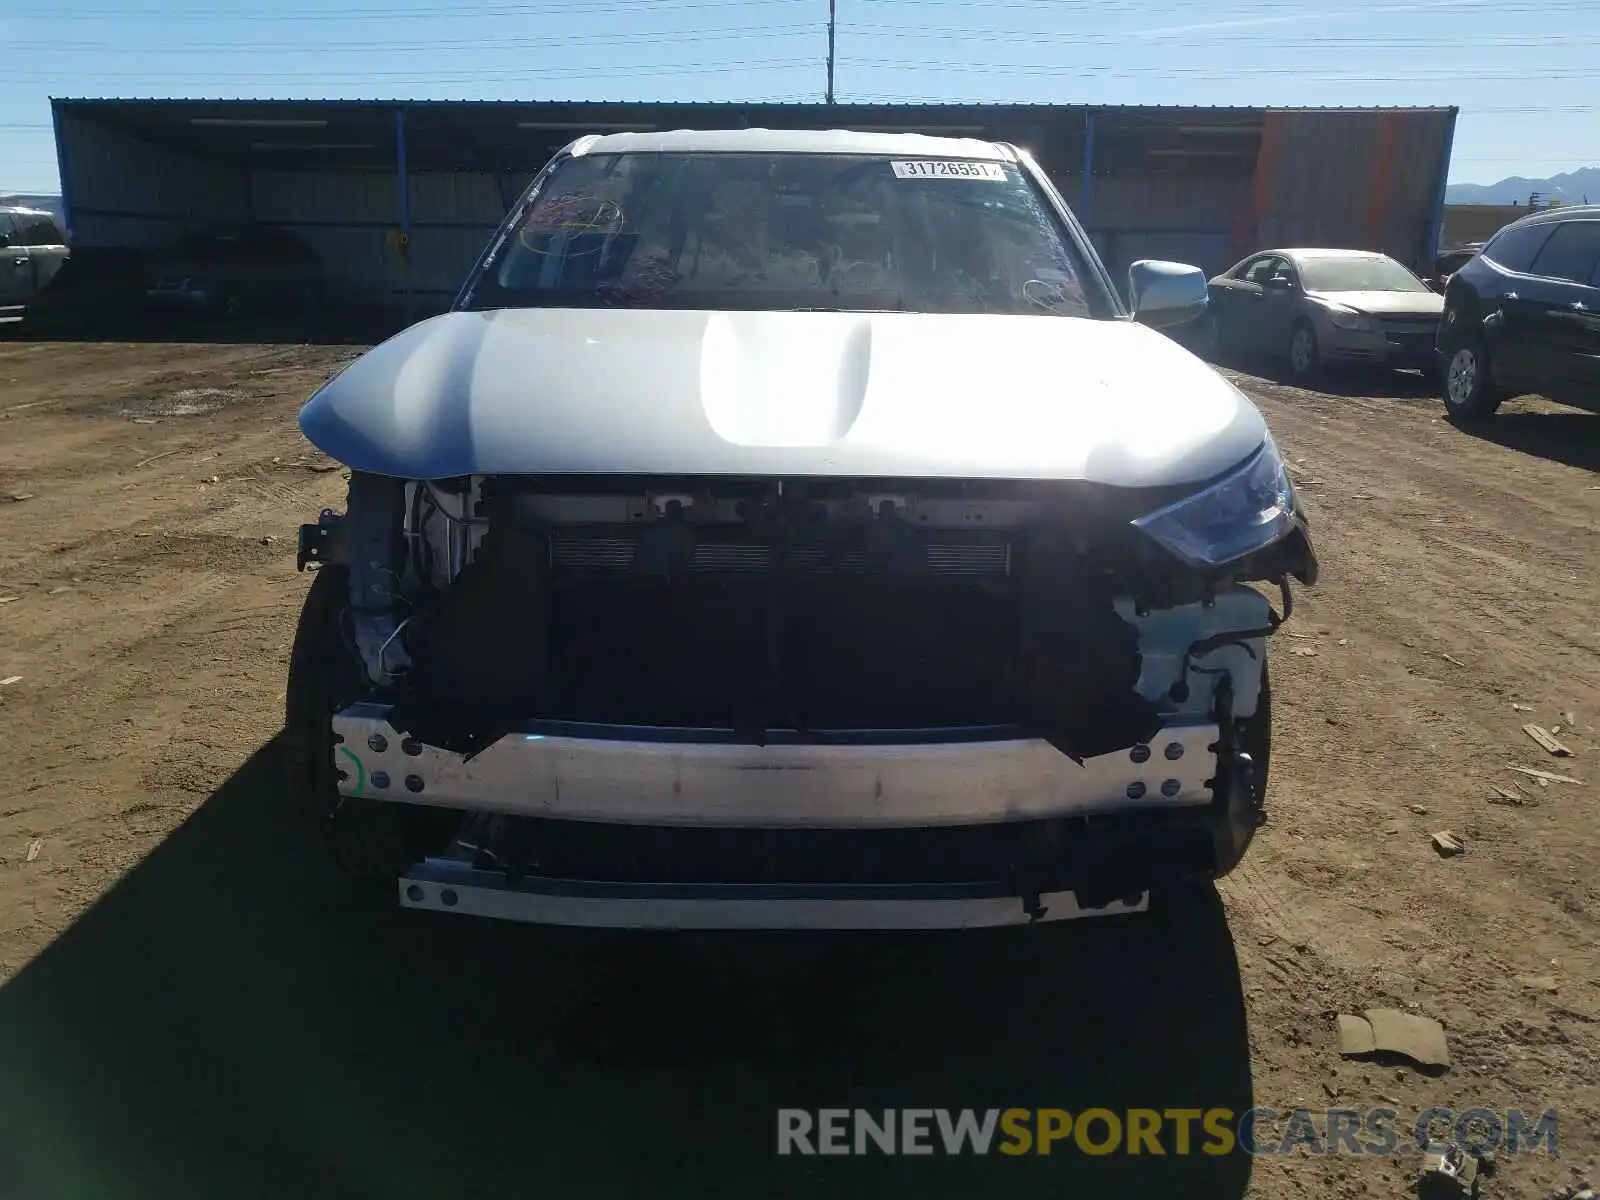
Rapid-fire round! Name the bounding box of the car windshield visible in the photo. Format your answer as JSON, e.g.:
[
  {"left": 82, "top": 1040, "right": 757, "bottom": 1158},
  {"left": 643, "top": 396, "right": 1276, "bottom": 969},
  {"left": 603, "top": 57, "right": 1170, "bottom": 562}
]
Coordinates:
[
  {"left": 462, "top": 151, "right": 1103, "bottom": 317},
  {"left": 1298, "top": 255, "right": 1428, "bottom": 293}
]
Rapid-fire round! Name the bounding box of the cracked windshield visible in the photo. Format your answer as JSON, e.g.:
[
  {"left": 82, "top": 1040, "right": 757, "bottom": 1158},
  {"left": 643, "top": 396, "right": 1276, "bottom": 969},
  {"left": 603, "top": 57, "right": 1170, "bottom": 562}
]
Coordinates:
[
  {"left": 0, "top": 0, "right": 1595, "bottom": 1196},
  {"left": 474, "top": 151, "right": 1094, "bottom": 314}
]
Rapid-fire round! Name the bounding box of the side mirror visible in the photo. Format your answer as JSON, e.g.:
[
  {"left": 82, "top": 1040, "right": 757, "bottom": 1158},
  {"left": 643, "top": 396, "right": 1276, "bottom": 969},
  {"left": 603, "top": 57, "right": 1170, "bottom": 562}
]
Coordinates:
[{"left": 1128, "top": 259, "right": 1208, "bottom": 329}]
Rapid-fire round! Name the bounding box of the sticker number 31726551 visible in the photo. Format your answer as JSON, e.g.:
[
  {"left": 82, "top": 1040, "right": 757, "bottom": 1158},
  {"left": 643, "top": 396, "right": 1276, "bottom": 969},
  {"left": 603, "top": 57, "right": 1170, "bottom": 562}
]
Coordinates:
[{"left": 890, "top": 160, "right": 1008, "bottom": 180}]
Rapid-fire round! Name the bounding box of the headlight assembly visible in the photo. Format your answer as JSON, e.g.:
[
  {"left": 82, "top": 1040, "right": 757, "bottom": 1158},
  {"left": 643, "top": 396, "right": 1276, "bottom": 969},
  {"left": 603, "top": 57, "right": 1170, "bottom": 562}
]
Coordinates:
[
  {"left": 1324, "top": 304, "right": 1375, "bottom": 332},
  {"left": 1131, "top": 434, "right": 1298, "bottom": 569}
]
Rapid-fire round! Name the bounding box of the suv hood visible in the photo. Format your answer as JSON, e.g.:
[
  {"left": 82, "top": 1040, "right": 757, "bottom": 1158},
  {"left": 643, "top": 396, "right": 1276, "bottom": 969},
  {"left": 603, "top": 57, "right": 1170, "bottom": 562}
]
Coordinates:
[
  {"left": 300, "top": 307, "right": 1267, "bottom": 488},
  {"left": 1307, "top": 289, "right": 1444, "bottom": 317}
]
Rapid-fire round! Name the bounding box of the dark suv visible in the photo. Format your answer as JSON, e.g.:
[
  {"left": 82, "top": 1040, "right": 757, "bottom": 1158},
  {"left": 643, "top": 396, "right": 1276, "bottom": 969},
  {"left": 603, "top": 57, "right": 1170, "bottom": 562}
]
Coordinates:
[{"left": 1437, "top": 205, "right": 1600, "bottom": 421}]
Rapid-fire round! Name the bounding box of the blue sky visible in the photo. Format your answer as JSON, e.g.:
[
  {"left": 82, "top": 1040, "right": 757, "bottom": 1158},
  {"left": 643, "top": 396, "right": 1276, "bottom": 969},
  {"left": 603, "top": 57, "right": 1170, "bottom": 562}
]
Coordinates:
[{"left": 1, "top": 0, "right": 1596, "bottom": 194}]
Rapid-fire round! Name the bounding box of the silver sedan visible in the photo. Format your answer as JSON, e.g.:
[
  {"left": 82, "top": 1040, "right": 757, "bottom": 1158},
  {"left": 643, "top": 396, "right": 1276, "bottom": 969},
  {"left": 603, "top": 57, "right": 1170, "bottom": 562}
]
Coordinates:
[{"left": 1203, "top": 248, "right": 1444, "bottom": 380}]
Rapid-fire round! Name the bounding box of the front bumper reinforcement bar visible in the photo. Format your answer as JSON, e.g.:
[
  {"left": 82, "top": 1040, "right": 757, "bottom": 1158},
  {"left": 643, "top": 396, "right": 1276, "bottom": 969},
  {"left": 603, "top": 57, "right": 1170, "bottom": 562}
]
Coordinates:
[{"left": 332, "top": 704, "right": 1220, "bottom": 828}]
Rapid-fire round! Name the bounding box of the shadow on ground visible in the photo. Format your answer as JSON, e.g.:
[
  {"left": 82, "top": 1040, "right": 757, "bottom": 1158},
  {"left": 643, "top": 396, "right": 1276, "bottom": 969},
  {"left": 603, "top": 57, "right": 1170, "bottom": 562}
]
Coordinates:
[
  {"left": 1453, "top": 407, "right": 1600, "bottom": 473},
  {"left": 5, "top": 307, "right": 411, "bottom": 348},
  {"left": 0, "top": 738, "right": 1255, "bottom": 1200},
  {"left": 1287, "top": 367, "right": 1439, "bottom": 400},
  {"left": 1200, "top": 346, "right": 1441, "bottom": 401}
]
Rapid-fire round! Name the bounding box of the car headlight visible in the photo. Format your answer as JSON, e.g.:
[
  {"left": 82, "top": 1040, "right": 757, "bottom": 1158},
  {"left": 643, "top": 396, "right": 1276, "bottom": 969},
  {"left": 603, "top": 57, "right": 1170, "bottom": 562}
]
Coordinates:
[
  {"left": 1323, "top": 304, "right": 1374, "bottom": 332},
  {"left": 1131, "top": 434, "right": 1298, "bottom": 569}
]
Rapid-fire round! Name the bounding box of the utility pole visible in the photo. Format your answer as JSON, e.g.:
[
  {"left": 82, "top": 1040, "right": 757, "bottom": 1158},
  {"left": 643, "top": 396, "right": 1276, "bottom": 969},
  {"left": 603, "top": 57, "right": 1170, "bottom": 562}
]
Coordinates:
[{"left": 826, "top": 0, "right": 837, "bottom": 104}]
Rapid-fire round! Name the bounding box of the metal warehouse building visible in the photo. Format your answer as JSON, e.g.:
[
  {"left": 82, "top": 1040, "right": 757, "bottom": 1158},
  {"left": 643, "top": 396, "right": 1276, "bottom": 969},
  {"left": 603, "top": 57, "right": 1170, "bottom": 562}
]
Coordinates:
[{"left": 50, "top": 98, "right": 1458, "bottom": 311}]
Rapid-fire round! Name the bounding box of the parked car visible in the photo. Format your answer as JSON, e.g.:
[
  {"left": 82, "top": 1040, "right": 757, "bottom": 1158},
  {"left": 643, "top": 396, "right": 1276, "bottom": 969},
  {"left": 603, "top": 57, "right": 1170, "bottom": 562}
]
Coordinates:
[
  {"left": 143, "top": 225, "right": 324, "bottom": 318},
  {"left": 0, "top": 206, "right": 70, "bottom": 321},
  {"left": 1438, "top": 204, "right": 1600, "bottom": 422},
  {"left": 1433, "top": 242, "right": 1484, "bottom": 287},
  {"left": 286, "top": 128, "right": 1317, "bottom": 932},
  {"left": 1202, "top": 248, "right": 1444, "bottom": 380}
]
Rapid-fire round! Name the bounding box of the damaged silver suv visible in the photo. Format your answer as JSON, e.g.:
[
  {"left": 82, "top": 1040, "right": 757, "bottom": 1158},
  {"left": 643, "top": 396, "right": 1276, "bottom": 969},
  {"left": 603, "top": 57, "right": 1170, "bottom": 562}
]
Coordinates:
[{"left": 288, "top": 129, "right": 1317, "bottom": 930}]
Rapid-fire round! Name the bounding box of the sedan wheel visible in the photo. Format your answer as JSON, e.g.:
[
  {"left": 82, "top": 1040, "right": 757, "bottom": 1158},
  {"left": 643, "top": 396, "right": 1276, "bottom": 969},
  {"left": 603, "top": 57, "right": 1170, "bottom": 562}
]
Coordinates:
[{"left": 1288, "top": 324, "right": 1318, "bottom": 378}]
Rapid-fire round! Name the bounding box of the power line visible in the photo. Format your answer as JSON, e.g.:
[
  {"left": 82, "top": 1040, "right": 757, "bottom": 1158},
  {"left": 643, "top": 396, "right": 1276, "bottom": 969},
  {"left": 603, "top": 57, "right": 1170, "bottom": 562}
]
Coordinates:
[
  {"left": 841, "top": 23, "right": 1600, "bottom": 47},
  {"left": 3, "top": 0, "right": 808, "bottom": 18},
  {"left": 2, "top": 59, "right": 820, "bottom": 83},
  {"left": 852, "top": 0, "right": 1594, "bottom": 10},
  {"left": 10, "top": 25, "right": 1600, "bottom": 54},
  {"left": 5, "top": 26, "right": 820, "bottom": 53},
  {"left": 12, "top": 59, "right": 1596, "bottom": 83},
  {"left": 843, "top": 58, "right": 1600, "bottom": 81},
  {"left": 842, "top": 92, "right": 1600, "bottom": 113}
]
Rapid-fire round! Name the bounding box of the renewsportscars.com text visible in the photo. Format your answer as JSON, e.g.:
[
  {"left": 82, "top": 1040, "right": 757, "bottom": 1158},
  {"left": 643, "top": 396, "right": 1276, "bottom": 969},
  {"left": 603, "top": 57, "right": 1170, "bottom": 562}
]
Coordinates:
[{"left": 777, "top": 1107, "right": 1559, "bottom": 1157}]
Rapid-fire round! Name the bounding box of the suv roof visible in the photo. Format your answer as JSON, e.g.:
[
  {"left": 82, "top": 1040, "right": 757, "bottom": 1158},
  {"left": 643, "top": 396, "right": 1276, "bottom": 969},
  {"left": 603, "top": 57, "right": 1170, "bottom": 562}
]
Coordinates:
[
  {"left": 570, "top": 127, "right": 1015, "bottom": 161},
  {"left": 1500, "top": 203, "right": 1600, "bottom": 230}
]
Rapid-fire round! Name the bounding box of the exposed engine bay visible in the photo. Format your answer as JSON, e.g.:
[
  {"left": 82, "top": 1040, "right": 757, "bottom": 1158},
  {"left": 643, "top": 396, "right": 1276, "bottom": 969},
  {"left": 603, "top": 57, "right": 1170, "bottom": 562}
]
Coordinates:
[{"left": 301, "top": 469, "right": 1312, "bottom": 762}]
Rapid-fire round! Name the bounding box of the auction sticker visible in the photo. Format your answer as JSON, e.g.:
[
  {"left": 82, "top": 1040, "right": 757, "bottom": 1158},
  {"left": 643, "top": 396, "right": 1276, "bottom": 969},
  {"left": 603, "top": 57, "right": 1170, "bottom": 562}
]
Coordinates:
[{"left": 890, "top": 160, "right": 1008, "bottom": 180}]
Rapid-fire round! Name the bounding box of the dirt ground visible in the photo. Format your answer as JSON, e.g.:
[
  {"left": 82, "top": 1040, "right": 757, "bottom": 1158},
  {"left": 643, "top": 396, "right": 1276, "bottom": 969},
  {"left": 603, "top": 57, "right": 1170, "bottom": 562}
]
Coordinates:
[{"left": 0, "top": 333, "right": 1595, "bottom": 1200}]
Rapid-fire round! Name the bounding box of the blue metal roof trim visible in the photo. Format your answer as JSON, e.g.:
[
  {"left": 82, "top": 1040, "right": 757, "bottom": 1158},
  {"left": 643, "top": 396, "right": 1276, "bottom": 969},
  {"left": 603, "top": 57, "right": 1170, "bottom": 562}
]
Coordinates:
[{"left": 52, "top": 97, "right": 1455, "bottom": 113}]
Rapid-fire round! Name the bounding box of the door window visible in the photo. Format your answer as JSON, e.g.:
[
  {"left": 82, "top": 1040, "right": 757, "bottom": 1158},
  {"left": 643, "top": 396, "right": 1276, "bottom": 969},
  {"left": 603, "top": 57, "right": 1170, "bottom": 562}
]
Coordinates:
[
  {"left": 1242, "top": 255, "right": 1285, "bottom": 284},
  {"left": 1526, "top": 220, "right": 1600, "bottom": 286},
  {"left": 1482, "top": 222, "right": 1555, "bottom": 273},
  {"left": 16, "top": 213, "right": 64, "bottom": 247}
]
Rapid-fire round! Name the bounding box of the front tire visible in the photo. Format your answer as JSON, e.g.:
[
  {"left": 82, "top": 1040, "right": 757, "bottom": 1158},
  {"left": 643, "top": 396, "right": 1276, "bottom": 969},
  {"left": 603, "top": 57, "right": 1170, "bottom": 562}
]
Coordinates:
[
  {"left": 1287, "top": 322, "right": 1320, "bottom": 381},
  {"left": 1442, "top": 332, "right": 1505, "bottom": 423},
  {"left": 285, "top": 565, "right": 457, "bottom": 887},
  {"left": 1209, "top": 662, "right": 1272, "bottom": 883}
]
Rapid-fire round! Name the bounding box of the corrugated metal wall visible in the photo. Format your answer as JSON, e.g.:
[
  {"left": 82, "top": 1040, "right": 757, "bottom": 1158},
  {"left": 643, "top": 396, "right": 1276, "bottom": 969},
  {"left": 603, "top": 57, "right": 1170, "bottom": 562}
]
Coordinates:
[
  {"left": 53, "top": 103, "right": 1454, "bottom": 306},
  {"left": 1247, "top": 109, "right": 1454, "bottom": 269},
  {"left": 59, "top": 114, "right": 246, "bottom": 248},
  {"left": 251, "top": 168, "right": 402, "bottom": 300},
  {"left": 250, "top": 168, "right": 529, "bottom": 300},
  {"left": 1082, "top": 175, "right": 1253, "bottom": 285}
]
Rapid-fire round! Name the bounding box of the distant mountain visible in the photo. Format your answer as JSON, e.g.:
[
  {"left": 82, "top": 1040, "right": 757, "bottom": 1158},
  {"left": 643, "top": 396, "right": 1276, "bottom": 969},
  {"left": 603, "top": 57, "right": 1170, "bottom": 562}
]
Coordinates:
[
  {"left": 0, "top": 193, "right": 63, "bottom": 222},
  {"left": 1445, "top": 168, "right": 1600, "bottom": 206}
]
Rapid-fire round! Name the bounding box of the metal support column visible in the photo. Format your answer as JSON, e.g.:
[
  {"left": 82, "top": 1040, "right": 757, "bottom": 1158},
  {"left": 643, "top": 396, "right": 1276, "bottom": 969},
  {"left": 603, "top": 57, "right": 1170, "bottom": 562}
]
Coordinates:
[
  {"left": 395, "top": 107, "right": 413, "bottom": 322},
  {"left": 1425, "top": 107, "right": 1459, "bottom": 270},
  {"left": 825, "top": 0, "right": 837, "bottom": 103},
  {"left": 1079, "top": 111, "right": 1096, "bottom": 221},
  {"left": 50, "top": 100, "right": 75, "bottom": 243}
]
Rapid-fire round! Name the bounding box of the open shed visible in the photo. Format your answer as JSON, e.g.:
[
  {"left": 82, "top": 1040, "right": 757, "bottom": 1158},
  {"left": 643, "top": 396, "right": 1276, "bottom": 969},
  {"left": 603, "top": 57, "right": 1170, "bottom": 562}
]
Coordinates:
[{"left": 50, "top": 98, "right": 1457, "bottom": 313}]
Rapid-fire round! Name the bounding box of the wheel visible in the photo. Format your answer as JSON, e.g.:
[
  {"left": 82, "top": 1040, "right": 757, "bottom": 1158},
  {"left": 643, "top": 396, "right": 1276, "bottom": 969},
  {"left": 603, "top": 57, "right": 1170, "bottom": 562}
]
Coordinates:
[
  {"left": 1203, "top": 661, "right": 1272, "bottom": 886},
  {"left": 285, "top": 565, "right": 458, "bottom": 887},
  {"left": 1441, "top": 332, "right": 1505, "bottom": 423},
  {"left": 1287, "top": 322, "right": 1320, "bottom": 380}
]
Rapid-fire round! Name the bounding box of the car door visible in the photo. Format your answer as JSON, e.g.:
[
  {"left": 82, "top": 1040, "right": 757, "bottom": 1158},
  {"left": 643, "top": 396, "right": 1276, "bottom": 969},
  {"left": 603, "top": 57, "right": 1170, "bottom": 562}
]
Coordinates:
[
  {"left": 1257, "top": 257, "right": 1304, "bottom": 353},
  {"left": 1518, "top": 219, "right": 1600, "bottom": 406},
  {"left": 1211, "top": 254, "right": 1281, "bottom": 352},
  {"left": 1237, "top": 254, "right": 1294, "bottom": 353},
  {"left": 0, "top": 214, "right": 31, "bottom": 310},
  {"left": 16, "top": 211, "right": 69, "bottom": 294},
  {"left": 1472, "top": 221, "right": 1557, "bottom": 389}
]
